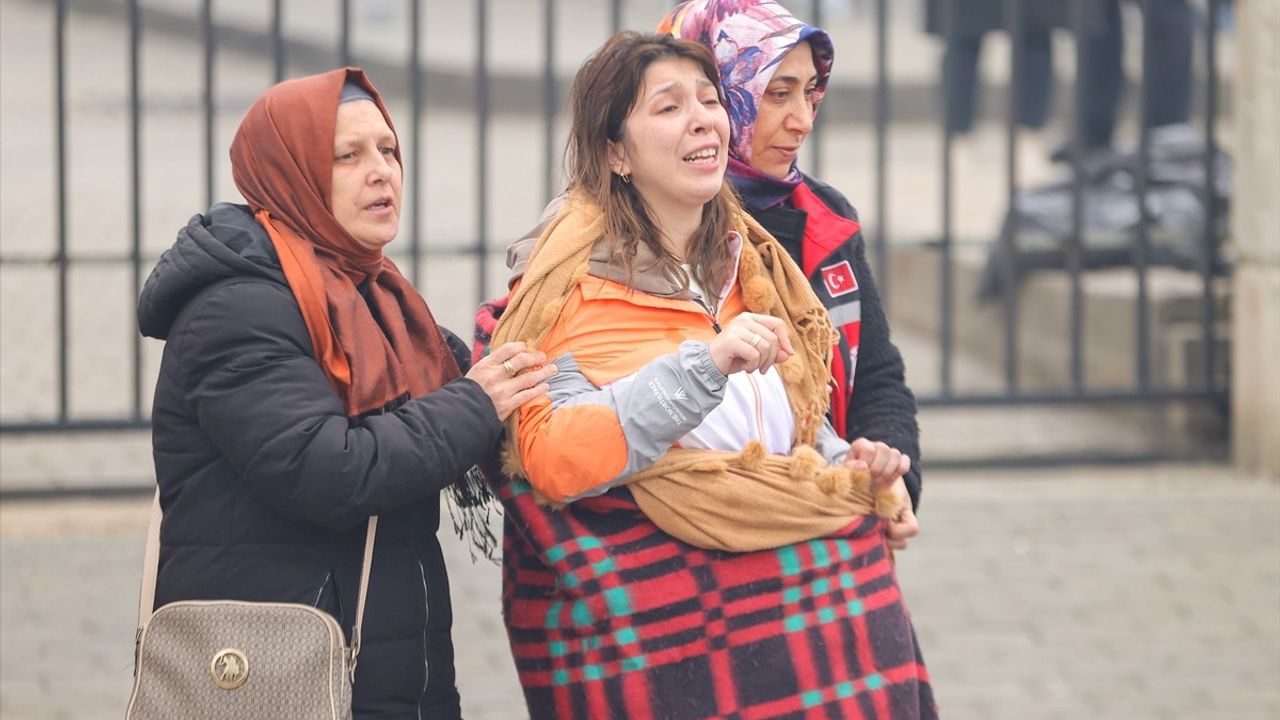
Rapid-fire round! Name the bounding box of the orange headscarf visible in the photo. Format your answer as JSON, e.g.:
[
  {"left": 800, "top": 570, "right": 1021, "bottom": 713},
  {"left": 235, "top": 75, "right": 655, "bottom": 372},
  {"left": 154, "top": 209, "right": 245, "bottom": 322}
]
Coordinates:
[{"left": 230, "top": 67, "right": 457, "bottom": 417}]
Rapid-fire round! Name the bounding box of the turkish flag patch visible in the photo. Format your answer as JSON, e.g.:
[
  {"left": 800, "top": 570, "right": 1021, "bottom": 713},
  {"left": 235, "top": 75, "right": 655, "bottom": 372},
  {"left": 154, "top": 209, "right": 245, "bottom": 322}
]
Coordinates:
[{"left": 820, "top": 260, "right": 858, "bottom": 298}]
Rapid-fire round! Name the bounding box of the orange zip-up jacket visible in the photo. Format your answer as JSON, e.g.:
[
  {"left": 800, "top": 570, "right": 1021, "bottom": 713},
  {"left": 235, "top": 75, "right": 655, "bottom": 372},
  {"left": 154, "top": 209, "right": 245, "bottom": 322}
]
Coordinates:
[
  {"left": 516, "top": 269, "right": 851, "bottom": 504},
  {"left": 517, "top": 274, "right": 739, "bottom": 502}
]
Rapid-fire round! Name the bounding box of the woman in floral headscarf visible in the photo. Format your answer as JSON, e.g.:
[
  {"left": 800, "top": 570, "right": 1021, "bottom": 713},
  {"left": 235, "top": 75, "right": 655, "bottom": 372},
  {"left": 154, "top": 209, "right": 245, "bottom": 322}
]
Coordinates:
[{"left": 658, "top": 0, "right": 924, "bottom": 544}]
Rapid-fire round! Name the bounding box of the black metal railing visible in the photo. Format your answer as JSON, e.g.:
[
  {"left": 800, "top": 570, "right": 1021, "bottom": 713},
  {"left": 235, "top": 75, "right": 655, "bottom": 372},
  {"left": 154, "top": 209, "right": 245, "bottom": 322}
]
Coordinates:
[
  {"left": 2, "top": 0, "right": 1230, "bottom": 467},
  {"left": 924, "top": 0, "right": 1226, "bottom": 411}
]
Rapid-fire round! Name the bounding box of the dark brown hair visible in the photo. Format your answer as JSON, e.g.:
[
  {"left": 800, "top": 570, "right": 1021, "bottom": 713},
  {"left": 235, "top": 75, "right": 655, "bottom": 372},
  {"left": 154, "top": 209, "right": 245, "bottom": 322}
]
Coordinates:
[{"left": 566, "top": 31, "right": 738, "bottom": 297}]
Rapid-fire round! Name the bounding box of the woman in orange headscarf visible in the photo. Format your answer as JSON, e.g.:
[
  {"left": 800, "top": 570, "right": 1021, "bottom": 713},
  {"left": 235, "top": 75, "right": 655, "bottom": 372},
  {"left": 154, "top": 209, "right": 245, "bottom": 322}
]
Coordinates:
[{"left": 137, "top": 67, "right": 554, "bottom": 718}]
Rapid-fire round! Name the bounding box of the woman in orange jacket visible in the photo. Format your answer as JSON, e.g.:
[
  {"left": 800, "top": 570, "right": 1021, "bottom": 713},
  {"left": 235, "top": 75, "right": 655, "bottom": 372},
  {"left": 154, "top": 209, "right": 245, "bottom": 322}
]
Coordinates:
[
  {"left": 494, "top": 0, "right": 922, "bottom": 548},
  {"left": 484, "top": 32, "right": 936, "bottom": 720}
]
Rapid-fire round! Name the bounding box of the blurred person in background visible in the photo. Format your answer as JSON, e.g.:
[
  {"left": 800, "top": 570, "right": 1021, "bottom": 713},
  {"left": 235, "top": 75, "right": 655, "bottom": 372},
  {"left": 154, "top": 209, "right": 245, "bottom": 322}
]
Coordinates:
[
  {"left": 925, "top": 0, "right": 1059, "bottom": 135},
  {"left": 925, "top": 0, "right": 1195, "bottom": 160},
  {"left": 136, "top": 67, "right": 553, "bottom": 718},
  {"left": 1069, "top": 0, "right": 1195, "bottom": 157}
]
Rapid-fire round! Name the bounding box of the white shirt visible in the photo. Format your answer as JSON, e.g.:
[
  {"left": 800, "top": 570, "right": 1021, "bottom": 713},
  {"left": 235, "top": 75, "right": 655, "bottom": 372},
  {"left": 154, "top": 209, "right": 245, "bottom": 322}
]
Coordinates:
[{"left": 678, "top": 252, "right": 796, "bottom": 455}]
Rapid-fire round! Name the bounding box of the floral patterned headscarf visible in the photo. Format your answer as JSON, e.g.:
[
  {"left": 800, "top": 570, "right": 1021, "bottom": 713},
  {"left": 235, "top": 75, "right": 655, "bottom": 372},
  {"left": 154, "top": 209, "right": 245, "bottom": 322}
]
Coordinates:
[{"left": 659, "top": 0, "right": 833, "bottom": 210}]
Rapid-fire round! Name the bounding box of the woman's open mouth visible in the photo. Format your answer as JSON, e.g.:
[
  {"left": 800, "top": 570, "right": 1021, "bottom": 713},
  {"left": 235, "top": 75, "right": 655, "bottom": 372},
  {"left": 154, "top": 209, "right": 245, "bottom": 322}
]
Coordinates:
[{"left": 683, "top": 147, "right": 719, "bottom": 165}]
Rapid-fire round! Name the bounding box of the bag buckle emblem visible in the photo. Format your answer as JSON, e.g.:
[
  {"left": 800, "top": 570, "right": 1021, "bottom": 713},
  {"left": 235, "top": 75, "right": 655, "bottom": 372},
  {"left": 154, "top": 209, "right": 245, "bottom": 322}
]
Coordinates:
[{"left": 210, "top": 648, "right": 250, "bottom": 689}]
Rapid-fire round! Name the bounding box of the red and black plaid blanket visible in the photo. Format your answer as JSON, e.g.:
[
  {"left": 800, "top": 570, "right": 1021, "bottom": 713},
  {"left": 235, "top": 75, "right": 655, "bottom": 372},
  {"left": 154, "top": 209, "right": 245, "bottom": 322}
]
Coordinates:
[
  {"left": 475, "top": 298, "right": 936, "bottom": 718},
  {"left": 496, "top": 475, "right": 938, "bottom": 720}
]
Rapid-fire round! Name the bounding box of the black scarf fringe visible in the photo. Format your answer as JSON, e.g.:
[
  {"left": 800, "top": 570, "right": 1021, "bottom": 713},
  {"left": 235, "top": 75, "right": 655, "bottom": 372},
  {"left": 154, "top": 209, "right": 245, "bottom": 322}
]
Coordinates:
[{"left": 446, "top": 464, "right": 501, "bottom": 564}]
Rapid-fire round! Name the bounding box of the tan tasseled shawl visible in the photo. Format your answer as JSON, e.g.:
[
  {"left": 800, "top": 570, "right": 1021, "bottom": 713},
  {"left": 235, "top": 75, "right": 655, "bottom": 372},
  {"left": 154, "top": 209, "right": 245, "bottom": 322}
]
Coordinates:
[{"left": 492, "top": 192, "right": 901, "bottom": 552}]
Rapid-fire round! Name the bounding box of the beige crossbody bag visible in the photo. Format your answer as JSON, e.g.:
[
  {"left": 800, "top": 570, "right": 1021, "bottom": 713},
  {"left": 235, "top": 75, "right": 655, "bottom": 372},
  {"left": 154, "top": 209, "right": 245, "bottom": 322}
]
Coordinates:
[{"left": 126, "top": 492, "right": 377, "bottom": 720}]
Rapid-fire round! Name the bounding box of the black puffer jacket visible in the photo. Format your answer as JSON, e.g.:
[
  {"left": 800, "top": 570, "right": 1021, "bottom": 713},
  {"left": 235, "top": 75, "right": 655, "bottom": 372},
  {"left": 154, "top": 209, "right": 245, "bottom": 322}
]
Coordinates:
[
  {"left": 138, "top": 203, "right": 502, "bottom": 719},
  {"left": 753, "top": 176, "right": 922, "bottom": 510}
]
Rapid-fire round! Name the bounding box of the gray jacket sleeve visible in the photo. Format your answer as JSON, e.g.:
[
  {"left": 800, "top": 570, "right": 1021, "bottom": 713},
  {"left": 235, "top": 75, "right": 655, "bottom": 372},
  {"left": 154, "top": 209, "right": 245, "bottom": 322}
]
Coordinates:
[
  {"left": 815, "top": 419, "right": 852, "bottom": 466},
  {"left": 546, "top": 340, "right": 727, "bottom": 502}
]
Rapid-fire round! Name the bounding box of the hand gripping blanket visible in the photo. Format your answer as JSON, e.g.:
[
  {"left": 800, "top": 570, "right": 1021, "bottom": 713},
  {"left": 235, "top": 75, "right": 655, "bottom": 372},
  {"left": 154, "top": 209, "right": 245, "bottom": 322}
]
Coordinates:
[{"left": 481, "top": 192, "right": 938, "bottom": 719}]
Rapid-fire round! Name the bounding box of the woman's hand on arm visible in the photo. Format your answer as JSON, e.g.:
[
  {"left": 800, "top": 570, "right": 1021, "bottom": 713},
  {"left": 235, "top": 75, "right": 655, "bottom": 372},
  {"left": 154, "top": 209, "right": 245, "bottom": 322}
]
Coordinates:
[
  {"left": 465, "top": 341, "right": 558, "bottom": 421},
  {"left": 882, "top": 478, "right": 918, "bottom": 550},
  {"left": 181, "top": 281, "right": 506, "bottom": 529},
  {"left": 845, "top": 438, "right": 910, "bottom": 490},
  {"left": 844, "top": 438, "right": 919, "bottom": 550},
  {"left": 708, "top": 312, "right": 795, "bottom": 376}
]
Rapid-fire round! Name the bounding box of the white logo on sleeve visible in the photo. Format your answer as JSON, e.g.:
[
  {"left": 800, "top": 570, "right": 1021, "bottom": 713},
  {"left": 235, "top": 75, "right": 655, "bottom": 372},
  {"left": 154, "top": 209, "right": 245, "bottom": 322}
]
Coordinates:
[{"left": 648, "top": 379, "right": 688, "bottom": 425}]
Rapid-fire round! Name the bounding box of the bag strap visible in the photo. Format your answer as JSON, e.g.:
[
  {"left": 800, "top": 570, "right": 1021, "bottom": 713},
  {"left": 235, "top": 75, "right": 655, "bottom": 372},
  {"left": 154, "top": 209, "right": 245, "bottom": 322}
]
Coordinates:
[
  {"left": 135, "top": 491, "right": 163, "bottom": 631},
  {"left": 136, "top": 489, "right": 379, "bottom": 657},
  {"left": 350, "top": 515, "right": 377, "bottom": 663}
]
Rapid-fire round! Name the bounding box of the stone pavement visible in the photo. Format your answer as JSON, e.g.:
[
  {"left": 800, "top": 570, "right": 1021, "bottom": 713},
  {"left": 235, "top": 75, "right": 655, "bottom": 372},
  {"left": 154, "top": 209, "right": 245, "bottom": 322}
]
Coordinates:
[
  {"left": 1, "top": 464, "right": 1277, "bottom": 720},
  {"left": 0, "top": 2, "right": 1269, "bottom": 717}
]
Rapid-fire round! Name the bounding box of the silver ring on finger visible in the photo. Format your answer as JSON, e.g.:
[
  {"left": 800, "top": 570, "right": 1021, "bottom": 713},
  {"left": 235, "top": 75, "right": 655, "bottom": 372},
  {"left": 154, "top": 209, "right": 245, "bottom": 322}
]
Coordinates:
[
  {"left": 750, "top": 332, "right": 763, "bottom": 349},
  {"left": 502, "top": 360, "right": 519, "bottom": 378}
]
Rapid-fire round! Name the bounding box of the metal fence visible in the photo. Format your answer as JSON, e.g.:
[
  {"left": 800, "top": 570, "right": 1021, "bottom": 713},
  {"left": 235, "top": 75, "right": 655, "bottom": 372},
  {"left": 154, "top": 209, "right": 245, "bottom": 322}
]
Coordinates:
[{"left": 0, "top": 0, "right": 1230, "bottom": 465}]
